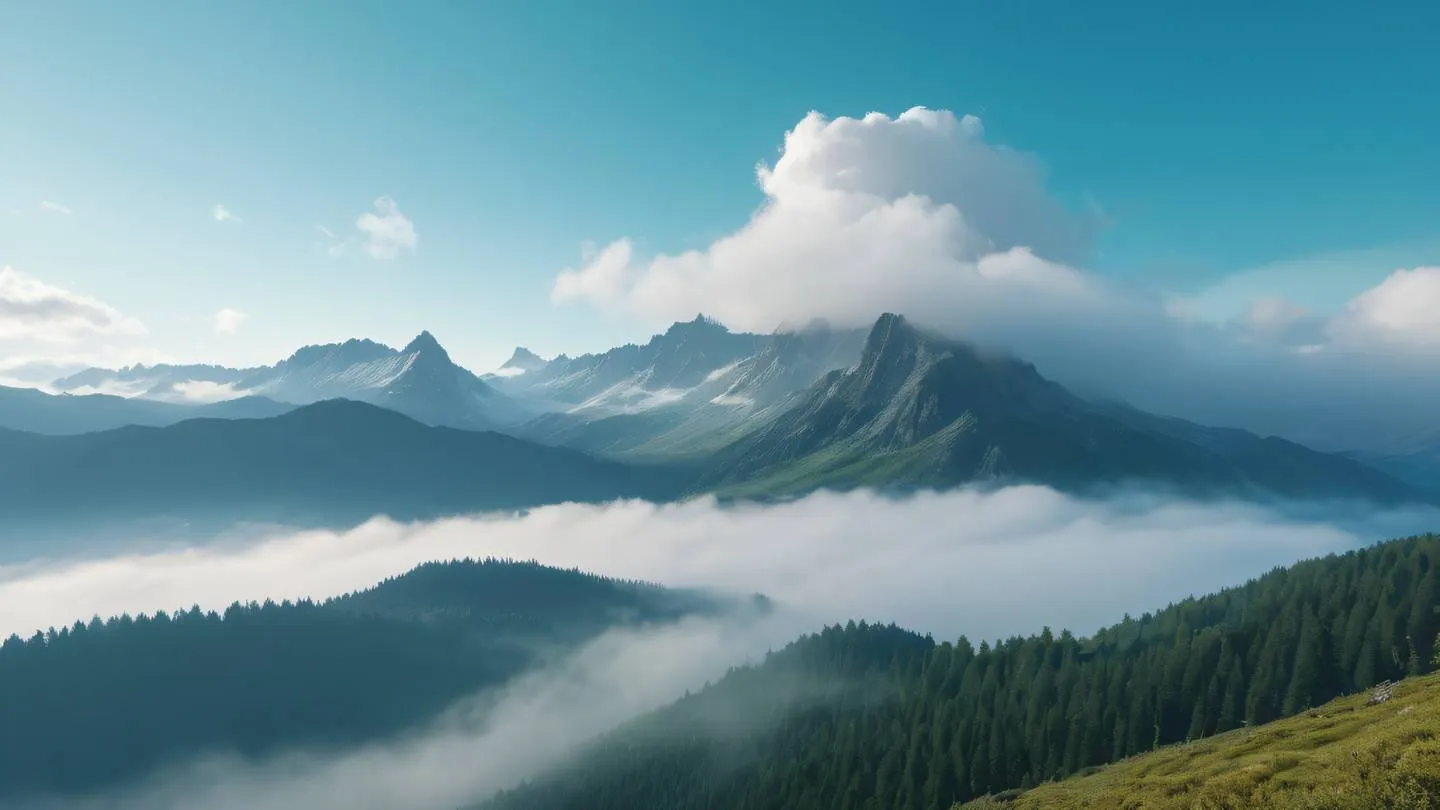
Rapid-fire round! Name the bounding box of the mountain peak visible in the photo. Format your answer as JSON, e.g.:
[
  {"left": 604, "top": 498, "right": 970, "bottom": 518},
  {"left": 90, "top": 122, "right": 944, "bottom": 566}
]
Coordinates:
[
  {"left": 403, "top": 330, "right": 446, "bottom": 356},
  {"left": 861, "top": 313, "right": 918, "bottom": 363},
  {"left": 664, "top": 314, "right": 729, "bottom": 337},
  {"left": 500, "top": 346, "right": 547, "bottom": 372}
]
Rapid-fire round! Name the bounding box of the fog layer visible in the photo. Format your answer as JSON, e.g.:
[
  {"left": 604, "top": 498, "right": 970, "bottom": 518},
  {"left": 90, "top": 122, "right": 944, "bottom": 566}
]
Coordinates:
[
  {"left": 7, "top": 486, "right": 1437, "bottom": 810},
  {"left": 7, "top": 486, "right": 1432, "bottom": 643}
]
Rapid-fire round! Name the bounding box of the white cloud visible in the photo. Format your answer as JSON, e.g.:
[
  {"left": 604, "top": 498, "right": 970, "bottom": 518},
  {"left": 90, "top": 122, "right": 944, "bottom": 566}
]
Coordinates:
[
  {"left": 6, "top": 487, "right": 1434, "bottom": 809},
  {"left": 548, "top": 106, "right": 1440, "bottom": 452},
  {"left": 0, "top": 266, "right": 147, "bottom": 343},
  {"left": 6, "top": 486, "right": 1428, "bottom": 645},
  {"left": 552, "top": 107, "right": 1099, "bottom": 332},
  {"left": 356, "top": 196, "right": 417, "bottom": 259},
  {"left": 39, "top": 200, "right": 71, "bottom": 215},
  {"left": 212, "top": 204, "right": 242, "bottom": 224},
  {"left": 213, "top": 307, "right": 249, "bottom": 334},
  {"left": 1324, "top": 266, "right": 1440, "bottom": 348},
  {"left": 169, "top": 379, "right": 252, "bottom": 403},
  {"left": 316, "top": 224, "right": 337, "bottom": 240}
]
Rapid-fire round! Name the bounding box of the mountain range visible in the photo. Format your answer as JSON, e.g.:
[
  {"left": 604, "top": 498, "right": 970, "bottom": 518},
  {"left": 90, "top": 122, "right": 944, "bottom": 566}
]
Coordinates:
[
  {"left": 6, "top": 312, "right": 1432, "bottom": 539},
  {"left": 52, "top": 330, "right": 530, "bottom": 431},
  {"left": 501, "top": 316, "right": 867, "bottom": 458}
]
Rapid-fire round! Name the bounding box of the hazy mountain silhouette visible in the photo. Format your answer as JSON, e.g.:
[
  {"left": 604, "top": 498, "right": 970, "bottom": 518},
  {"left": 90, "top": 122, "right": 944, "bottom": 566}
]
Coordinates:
[
  {"left": 498, "top": 346, "right": 548, "bottom": 373},
  {"left": 0, "top": 399, "right": 688, "bottom": 533},
  {"left": 51, "top": 332, "right": 529, "bottom": 431},
  {"left": 0, "top": 385, "right": 292, "bottom": 435}
]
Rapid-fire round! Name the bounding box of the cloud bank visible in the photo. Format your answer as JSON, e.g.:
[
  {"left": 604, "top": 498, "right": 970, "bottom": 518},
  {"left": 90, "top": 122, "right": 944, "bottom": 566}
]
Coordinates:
[
  {"left": 550, "top": 107, "right": 1440, "bottom": 451},
  {"left": 5, "top": 486, "right": 1437, "bottom": 810},
  {"left": 7, "top": 486, "right": 1430, "bottom": 644}
]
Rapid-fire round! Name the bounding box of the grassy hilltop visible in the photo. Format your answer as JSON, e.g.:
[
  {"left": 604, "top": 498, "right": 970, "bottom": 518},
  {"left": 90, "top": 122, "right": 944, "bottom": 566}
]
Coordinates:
[{"left": 961, "top": 674, "right": 1440, "bottom": 810}]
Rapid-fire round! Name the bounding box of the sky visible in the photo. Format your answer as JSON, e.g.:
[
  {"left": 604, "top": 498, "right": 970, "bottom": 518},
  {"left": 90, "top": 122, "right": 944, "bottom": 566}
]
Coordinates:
[{"left": 3, "top": 1, "right": 1439, "bottom": 377}]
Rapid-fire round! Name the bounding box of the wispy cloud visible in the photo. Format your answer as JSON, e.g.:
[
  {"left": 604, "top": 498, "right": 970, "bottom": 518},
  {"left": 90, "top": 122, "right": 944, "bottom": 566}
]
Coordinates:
[
  {"left": 39, "top": 201, "right": 72, "bottom": 215},
  {"left": 0, "top": 265, "right": 147, "bottom": 343},
  {"left": 356, "top": 196, "right": 417, "bottom": 259},
  {"left": 212, "top": 204, "right": 243, "bottom": 224},
  {"left": 169, "top": 379, "right": 253, "bottom": 403},
  {"left": 212, "top": 307, "right": 248, "bottom": 334},
  {"left": 316, "top": 224, "right": 337, "bottom": 240}
]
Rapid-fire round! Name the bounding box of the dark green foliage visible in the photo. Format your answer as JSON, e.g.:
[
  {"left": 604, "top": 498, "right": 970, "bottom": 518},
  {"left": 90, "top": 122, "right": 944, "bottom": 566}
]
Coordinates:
[
  {"left": 483, "top": 534, "right": 1440, "bottom": 810},
  {"left": 0, "top": 558, "right": 736, "bottom": 801}
]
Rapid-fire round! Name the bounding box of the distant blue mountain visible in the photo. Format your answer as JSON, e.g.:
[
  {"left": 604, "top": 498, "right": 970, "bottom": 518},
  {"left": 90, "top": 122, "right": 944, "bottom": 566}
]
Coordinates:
[
  {"left": 0, "top": 385, "right": 293, "bottom": 435},
  {"left": 0, "top": 399, "right": 689, "bottom": 537},
  {"left": 50, "top": 331, "right": 530, "bottom": 431}
]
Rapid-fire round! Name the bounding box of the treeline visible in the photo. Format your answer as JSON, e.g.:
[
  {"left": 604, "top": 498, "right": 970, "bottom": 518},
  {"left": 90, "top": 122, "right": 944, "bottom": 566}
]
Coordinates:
[
  {"left": 0, "top": 558, "right": 731, "bottom": 800},
  {"left": 483, "top": 533, "right": 1440, "bottom": 810}
]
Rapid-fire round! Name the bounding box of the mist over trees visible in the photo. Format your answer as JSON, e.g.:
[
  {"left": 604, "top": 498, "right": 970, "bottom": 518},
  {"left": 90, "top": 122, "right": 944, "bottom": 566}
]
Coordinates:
[
  {"left": 483, "top": 533, "right": 1440, "bottom": 810},
  {"left": 0, "top": 559, "right": 741, "bottom": 801}
]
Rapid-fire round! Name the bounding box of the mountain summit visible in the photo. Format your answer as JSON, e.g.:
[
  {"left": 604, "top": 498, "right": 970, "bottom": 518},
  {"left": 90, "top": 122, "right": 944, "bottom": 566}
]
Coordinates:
[
  {"left": 402, "top": 330, "right": 446, "bottom": 356},
  {"left": 705, "top": 313, "right": 1422, "bottom": 502},
  {"left": 500, "top": 347, "right": 548, "bottom": 373}
]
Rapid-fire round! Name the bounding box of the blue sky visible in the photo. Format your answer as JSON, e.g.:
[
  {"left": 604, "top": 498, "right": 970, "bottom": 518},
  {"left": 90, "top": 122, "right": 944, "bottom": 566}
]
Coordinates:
[{"left": 3, "top": 1, "right": 1438, "bottom": 371}]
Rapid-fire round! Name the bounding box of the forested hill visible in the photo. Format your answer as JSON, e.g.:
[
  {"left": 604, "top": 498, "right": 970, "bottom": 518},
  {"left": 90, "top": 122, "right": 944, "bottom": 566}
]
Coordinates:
[
  {"left": 0, "top": 559, "right": 753, "bottom": 802},
  {"left": 481, "top": 533, "right": 1440, "bottom": 810}
]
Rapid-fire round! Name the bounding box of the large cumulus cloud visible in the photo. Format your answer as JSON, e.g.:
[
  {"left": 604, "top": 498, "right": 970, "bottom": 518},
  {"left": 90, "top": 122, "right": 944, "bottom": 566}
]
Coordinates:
[{"left": 551, "top": 107, "right": 1440, "bottom": 451}]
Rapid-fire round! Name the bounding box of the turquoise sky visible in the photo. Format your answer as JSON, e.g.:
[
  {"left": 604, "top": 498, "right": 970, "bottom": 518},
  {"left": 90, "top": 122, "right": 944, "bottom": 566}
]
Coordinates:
[{"left": 3, "top": 1, "right": 1437, "bottom": 370}]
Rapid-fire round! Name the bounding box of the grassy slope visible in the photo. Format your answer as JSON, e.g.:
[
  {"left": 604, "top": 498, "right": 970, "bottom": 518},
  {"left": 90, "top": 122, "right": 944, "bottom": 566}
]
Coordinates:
[
  {"left": 960, "top": 674, "right": 1440, "bottom": 810},
  {"left": 712, "top": 417, "right": 975, "bottom": 498}
]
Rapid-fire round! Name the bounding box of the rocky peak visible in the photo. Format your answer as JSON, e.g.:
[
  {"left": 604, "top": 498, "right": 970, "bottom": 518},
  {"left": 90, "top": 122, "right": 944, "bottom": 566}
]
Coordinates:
[
  {"left": 403, "top": 330, "right": 446, "bottom": 356},
  {"left": 500, "top": 346, "right": 548, "bottom": 372}
]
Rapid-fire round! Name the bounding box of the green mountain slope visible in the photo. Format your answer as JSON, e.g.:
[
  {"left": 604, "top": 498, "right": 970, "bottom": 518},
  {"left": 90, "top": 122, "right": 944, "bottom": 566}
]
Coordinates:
[
  {"left": 479, "top": 533, "right": 1440, "bottom": 810},
  {"left": 960, "top": 674, "right": 1440, "bottom": 809},
  {"left": 704, "top": 314, "right": 1424, "bottom": 504},
  {"left": 0, "top": 559, "right": 751, "bottom": 800}
]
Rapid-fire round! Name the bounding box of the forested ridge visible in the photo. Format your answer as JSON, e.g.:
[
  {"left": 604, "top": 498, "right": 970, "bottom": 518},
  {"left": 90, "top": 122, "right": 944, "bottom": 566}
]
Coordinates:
[
  {"left": 483, "top": 533, "right": 1440, "bottom": 810},
  {"left": 0, "top": 558, "right": 742, "bottom": 801}
]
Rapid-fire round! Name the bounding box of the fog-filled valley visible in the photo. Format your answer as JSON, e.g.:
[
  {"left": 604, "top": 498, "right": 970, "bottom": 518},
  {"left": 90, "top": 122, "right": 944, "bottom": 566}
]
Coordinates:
[
  {"left": 4, "top": 487, "right": 1439, "bottom": 808},
  {"left": 8, "top": 8, "right": 1440, "bottom": 807}
]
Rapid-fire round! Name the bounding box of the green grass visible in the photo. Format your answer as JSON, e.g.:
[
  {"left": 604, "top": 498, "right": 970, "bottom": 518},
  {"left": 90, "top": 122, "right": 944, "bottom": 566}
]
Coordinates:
[
  {"left": 712, "top": 416, "right": 977, "bottom": 498},
  {"left": 958, "top": 674, "right": 1440, "bottom": 809}
]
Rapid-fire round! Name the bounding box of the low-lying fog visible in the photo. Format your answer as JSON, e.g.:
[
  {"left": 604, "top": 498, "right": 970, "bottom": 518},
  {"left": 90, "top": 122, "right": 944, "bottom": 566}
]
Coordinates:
[{"left": 4, "top": 485, "right": 1436, "bottom": 810}]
